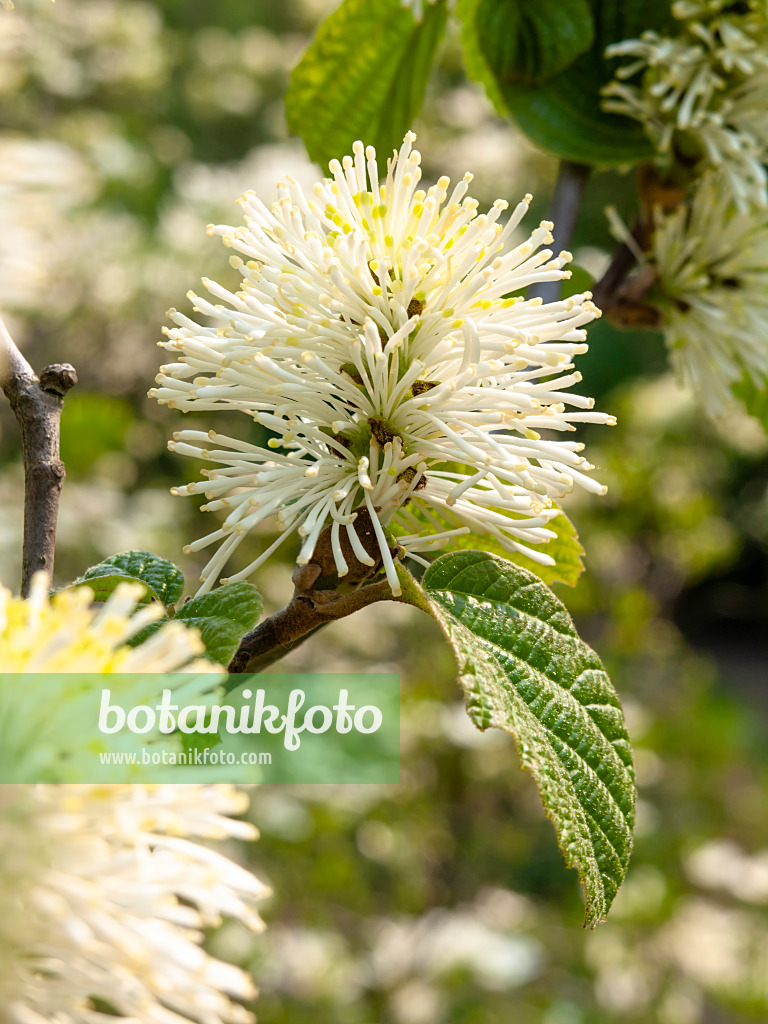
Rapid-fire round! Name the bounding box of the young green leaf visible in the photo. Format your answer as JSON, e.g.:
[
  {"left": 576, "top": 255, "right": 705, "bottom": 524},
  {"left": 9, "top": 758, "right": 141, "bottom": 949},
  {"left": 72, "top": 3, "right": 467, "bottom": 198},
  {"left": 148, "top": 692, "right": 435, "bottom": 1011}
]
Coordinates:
[
  {"left": 414, "top": 550, "right": 635, "bottom": 925},
  {"left": 67, "top": 566, "right": 156, "bottom": 605},
  {"left": 475, "top": 0, "right": 594, "bottom": 86},
  {"left": 93, "top": 551, "right": 185, "bottom": 606},
  {"left": 127, "top": 581, "right": 263, "bottom": 665},
  {"left": 504, "top": 512, "right": 585, "bottom": 586},
  {"left": 63, "top": 551, "right": 185, "bottom": 606},
  {"left": 286, "top": 0, "right": 448, "bottom": 170},
  {"left": 394, "top": 506, "right": 585, "bottom": 586},
  {"left": 458, "top": 0, "right": 674, "bottom": 165},
  {"left": 174, "top": 582, "right": 263, "bottom": 667}
]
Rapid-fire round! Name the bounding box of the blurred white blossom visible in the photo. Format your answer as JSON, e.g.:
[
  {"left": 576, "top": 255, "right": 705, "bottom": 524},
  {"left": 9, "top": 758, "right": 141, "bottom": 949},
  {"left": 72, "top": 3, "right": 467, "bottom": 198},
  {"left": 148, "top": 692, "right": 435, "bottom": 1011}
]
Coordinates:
[
  {"left": 0, "top": 784, "right": 268, "bottom": 1024},
  {"left": 0, "top": 573, "right": 227, "bottom": 781},
  {"left": 0, "top": 571, "right": 211, "bottom": 672},
  {"left": 686, "top": 838, "right": 768, "bottom": 903},
  {"left": 651, "top": 172, "right": 768, "bottom": 411}
]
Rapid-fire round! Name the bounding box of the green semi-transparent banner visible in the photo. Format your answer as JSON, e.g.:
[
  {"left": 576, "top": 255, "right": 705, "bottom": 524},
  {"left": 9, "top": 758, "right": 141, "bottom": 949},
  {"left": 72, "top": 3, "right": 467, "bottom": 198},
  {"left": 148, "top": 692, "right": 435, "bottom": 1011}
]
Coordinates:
[{"left": 0, "top": 672, "right": 400, "bottom": 783}]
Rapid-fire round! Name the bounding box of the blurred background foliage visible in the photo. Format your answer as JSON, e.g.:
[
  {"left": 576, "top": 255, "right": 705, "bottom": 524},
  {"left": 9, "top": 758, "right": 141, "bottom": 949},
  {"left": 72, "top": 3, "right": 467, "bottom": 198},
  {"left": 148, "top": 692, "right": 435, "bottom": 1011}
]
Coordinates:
[{"left": 2, "top": 1, "right": 768, "bottom": 1022}]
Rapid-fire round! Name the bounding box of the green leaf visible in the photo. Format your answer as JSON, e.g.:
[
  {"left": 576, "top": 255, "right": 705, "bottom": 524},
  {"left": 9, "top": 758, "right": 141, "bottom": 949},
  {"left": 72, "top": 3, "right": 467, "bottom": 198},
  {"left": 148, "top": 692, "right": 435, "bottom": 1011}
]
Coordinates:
[
  {"left": 733, "top": 373, "right": 768, "bottom": 432},
  {"left": 394, "top": 505, "right": 585, "bottom": 586},
  {"left": 458, "top": 0, "right": 674, "bottom": 165},
  {"left": 475, "top": 0, "right": 594, "bottom": 86},
  {"left": 93, "top": 551, "right": 185, "bottom": 607},
  {"left": 457, "top": 0, "right": 507, "bottom": 114},
  {"left": 416, "top": 550, "right": 635, "bottom": 925},
  {"left": 286, "top": 0, "right": 448, "bottom": 170},
  {"left": 64, "top": 550, "right": 184, "bottom": 606},
  {"left": 68, "top": 566, "right": 156, "bottom": 604},
  {"left": 175, "top": 582, "right": 263, "bottom": 666}
]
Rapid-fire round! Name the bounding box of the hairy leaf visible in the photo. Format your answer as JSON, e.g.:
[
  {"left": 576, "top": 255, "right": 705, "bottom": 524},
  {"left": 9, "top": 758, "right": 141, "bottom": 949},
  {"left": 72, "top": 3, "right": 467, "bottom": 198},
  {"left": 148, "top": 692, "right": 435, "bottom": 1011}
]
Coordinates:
[
  {"left": 66, "top": 551, "right": 185, "bottom": 605},
  {"left": 68, "top": 566, "right": 155, "bottom": 604},
  {"left": 418, "top": 550, "right": 635, "bottom": 925},
  {"left": 286, "top": 0, "right": 447, "bottom": 170},
  {"left": 174, "top": 582, "right": 263, "bottom": 666},
  {"left": 95, "top": 551, "right": 185, "bottom": 606},
  {"left": 476, "top": 0, "right": 594, "bottom": 86}
]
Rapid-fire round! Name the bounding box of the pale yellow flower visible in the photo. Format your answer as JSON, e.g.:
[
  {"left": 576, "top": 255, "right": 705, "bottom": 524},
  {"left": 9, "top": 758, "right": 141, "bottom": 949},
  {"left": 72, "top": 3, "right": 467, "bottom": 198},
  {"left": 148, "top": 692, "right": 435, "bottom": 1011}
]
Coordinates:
[{"left": 0, "top": 573, "right": 222, "bottom": 781}]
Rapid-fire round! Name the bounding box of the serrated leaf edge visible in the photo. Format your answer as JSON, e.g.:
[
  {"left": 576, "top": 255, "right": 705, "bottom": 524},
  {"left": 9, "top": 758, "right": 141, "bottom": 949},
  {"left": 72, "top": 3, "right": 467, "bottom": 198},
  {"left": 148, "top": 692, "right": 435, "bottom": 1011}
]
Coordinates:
[{"left": 412, "top": 553, "right": 636, "bottom": 926}]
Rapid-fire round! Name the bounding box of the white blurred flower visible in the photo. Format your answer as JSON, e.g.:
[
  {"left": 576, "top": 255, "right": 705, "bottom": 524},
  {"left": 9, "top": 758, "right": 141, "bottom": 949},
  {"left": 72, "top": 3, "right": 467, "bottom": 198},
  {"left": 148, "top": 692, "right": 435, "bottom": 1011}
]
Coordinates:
[
  {"left": 0, "top": 783, "right": 268, "bottom": 1024},
  {"left": 400, "top": 0, "right": 439, "bottom": 22},
  {"left": 650, "top": 171, "right": 768, "bottom": 411},
  {"left": 686, "top": 839, "right": 768, "bottom": 903},
  {"left": 0, "top": 139, "right": 95, "bottom": 310},
  {"left": 0, "top": 573, "right": 223, "bottom": 781},
  {"left": 0, "top": 572, "right": 214, "bottom": 673},
  {"left": 1, "top": 0, "right": 54, "bottom": 10},
  {"left": 603, "top": 0, "right": 768, "bottom": 209},
  {"left": 154, "top": 133, "right": 611, "bottom": 595},
  {"left": 368, "top": 907, "right": 543, "bottom": 990}
]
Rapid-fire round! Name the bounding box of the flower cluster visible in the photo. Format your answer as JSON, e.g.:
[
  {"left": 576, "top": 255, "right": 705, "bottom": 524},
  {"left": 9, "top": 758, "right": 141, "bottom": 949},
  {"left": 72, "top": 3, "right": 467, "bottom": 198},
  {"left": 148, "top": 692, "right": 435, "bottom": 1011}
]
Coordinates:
[
  {"left": 603, "top": 0, "right": 768, "bottom": 210},
  {"left": 0, "top": 573, "right": 225, "bottom": 781},
  {"left": 0, "top": 784, "right": 268, "bottom": 1024},
  {"left": 0, "top": 577, "right": 268, "bottom": 1022},
  {"left": 0, "top": 572, "right": 213, "bottom": 673},
  {"left": 153, "top": 134, "right": 612, "bottom": 595},
  {"left": 650, "top": 172, "right": 768, "bottom": 411}
]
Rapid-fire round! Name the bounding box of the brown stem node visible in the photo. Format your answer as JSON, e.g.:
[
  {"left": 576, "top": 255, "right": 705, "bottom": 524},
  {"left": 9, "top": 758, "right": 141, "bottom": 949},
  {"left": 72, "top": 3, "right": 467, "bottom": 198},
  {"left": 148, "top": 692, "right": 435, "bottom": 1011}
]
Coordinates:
[{"left": 0, "top": 318, "right": 76, "bottom": 596}]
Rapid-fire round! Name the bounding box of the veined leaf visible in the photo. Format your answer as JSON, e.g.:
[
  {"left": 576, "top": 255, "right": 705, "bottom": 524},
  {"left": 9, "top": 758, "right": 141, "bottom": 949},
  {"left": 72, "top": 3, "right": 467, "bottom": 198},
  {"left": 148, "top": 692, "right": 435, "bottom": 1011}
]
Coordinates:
[
  {"left": 287, "top": 0, "right": 448, "bottom": 170},
  {"left": 66, "top": 566, "right": 156, "bottom": 605},
  {"left": 476, "top": 0, "right": 594, "bottom": 86},
  {"left": 128, "top": 582, "right": 264, "bottom": 666},
  {"left": 458, "top": 0, "right": 674, "bottom": 165},
  {"left": 94, "top": 551, "right": 185, "bottom": 606},
  {"left": 174, "top": 582, "right": 263, "bottom": 666},
  {"left": 410, "top": 551, "right": 635, "bottom": 925},
  {"left": 64, "top": 551, "right": 185, "bottom": 606}
]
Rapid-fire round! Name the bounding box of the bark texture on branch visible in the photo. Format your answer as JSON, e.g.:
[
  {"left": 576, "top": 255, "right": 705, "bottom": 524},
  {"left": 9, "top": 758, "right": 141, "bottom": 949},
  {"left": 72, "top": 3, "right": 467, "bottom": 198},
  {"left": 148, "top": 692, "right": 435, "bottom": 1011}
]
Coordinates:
[
  {"left": 229, "top": 508, "right": 407, "bottom": 673},
  {"left": 0, "top": 318, "right": 77, "bottom": 595}
]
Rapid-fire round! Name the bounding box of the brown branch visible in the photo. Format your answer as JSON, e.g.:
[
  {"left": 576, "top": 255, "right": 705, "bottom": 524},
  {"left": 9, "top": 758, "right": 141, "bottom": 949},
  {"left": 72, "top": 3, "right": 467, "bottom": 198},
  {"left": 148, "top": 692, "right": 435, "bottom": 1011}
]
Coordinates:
[
  {"left": 228, "top": 576, "right": 406, "bottom": 673},
  {"left": 529, "top": 160, "right": 592, "bottom": 306},
  {"left": 590, "top": 218, "right": 665, "bottom": 329},
  {"left": 0, "top": 317, "right": 77, "bottom": 595},
  {"left": 228, "top": 506, "right": 410, "bottom": 673},
  {"left": 591, "top": 239, "right": 640, "bottom": 311}
]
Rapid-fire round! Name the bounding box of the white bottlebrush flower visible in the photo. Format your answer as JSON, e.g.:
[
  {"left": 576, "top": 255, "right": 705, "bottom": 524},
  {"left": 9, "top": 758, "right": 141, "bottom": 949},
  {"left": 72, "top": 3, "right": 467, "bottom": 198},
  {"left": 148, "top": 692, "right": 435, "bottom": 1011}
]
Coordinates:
[
  {"left": 603, "top": 0, "right": 768, "bottom": 209},
  {"left": 0, "top": 783, "right": 268, "bottom": 1024},
  {"left": 0, "top": 573, "right": 222, "bottom": 781},
  {"left": 650, "top": 171, "right": 768, "bottom": 411},
  {"left": 153, "top": 133, "right": 612, "bottom": 596}
]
